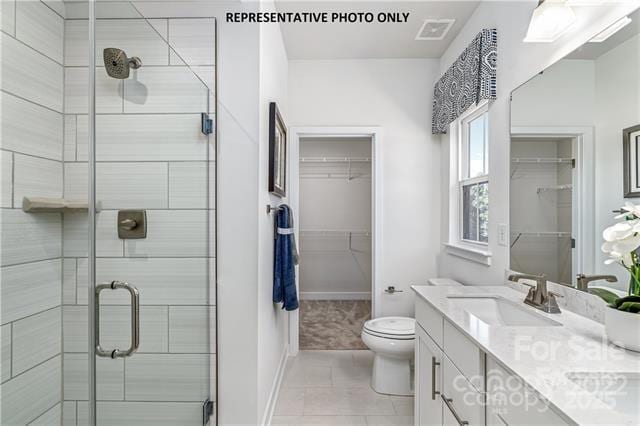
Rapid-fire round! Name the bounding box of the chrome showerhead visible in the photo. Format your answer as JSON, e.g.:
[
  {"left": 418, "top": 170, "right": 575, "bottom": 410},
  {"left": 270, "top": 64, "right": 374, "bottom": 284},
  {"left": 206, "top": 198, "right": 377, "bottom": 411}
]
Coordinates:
[{"left": 103, "top": 48, "right": 142, "bottom": 79}]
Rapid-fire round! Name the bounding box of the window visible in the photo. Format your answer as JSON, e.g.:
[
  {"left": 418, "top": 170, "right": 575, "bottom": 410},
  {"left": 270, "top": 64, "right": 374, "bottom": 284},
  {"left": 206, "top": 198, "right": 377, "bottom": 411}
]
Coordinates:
[{"left": 459, "top": 104, "right": 489, "bottom": 244}]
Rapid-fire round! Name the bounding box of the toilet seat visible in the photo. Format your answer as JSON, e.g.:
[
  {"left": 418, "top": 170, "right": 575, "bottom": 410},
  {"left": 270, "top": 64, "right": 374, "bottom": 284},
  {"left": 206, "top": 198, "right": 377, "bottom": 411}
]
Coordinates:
[{"left": 363, "top": 316, "right": 415, "bottom": 340}]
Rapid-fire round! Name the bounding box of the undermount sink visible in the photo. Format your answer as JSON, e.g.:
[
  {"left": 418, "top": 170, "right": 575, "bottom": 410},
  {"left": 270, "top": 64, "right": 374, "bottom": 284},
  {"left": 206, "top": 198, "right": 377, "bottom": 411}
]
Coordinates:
[
  {"left": 566, "top": 372, "right": 640, "bottom": 419},
  {"left": 447, "top": 295, "right": 561, "bottom": 327}
]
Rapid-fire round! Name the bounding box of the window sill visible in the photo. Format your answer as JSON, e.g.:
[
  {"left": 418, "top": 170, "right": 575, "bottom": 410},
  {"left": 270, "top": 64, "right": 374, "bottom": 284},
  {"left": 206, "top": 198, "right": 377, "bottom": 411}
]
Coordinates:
[{"left": 444, "top": 243, "right": 492, "bottom": 266}]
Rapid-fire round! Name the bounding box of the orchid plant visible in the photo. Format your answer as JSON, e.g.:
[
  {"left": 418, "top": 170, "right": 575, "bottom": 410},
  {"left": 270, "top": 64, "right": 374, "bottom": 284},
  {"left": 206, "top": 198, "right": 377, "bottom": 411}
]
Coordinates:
[{"left": 594, "top": 203, "right": 640, "bottom": 313}]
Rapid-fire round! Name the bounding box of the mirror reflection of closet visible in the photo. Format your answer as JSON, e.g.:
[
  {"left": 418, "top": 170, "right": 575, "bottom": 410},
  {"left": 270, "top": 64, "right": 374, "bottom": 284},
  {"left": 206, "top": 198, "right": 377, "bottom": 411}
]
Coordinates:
[{"left": 510, "top": 8, "right": 640, "bottom": 290}]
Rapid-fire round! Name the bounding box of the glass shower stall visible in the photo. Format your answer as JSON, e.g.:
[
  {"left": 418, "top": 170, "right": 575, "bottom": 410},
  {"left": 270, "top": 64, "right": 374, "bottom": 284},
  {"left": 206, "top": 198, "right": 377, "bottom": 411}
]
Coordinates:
[{"left": 1, "top": 1, "right": 217, "bottom": 424}]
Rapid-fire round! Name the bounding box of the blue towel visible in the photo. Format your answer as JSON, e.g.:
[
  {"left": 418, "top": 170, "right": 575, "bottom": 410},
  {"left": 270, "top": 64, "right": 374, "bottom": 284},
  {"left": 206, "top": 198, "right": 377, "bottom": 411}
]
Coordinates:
[{"left": 273, "top": 205, "right": 299, "bottom": 311}]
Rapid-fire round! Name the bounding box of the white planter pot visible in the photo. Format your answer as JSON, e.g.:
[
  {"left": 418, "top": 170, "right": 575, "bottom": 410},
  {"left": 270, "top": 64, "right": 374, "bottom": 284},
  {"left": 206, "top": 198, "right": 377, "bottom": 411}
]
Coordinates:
[{"left": 605, "top": 307, "right": 640, "bottom": 352}]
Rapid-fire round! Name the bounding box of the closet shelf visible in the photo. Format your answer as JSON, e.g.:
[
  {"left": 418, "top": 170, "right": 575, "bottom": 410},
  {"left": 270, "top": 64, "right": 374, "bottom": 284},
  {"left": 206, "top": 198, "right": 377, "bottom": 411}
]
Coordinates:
[
  {"left": 511, "top": 157, "right": 573, "bottom": 164},
  {"left": 22, "top": 197, "right": 99, "bottom": 213},
  {"left": 537, "top": 184, "right": 572, "bottom": 194},
  {"left": 300, "top": 229, "right": 371, "bottom": 237},
  {"left": 300, "top": 157, "right": 371, "bottom": 163}
]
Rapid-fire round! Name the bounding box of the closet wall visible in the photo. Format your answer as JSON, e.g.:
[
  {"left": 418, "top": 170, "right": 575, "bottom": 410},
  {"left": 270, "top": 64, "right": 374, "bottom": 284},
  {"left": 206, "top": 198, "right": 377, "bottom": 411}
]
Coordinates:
[{"left": 299, "top": 138, "right": 372, "bottom": 300}]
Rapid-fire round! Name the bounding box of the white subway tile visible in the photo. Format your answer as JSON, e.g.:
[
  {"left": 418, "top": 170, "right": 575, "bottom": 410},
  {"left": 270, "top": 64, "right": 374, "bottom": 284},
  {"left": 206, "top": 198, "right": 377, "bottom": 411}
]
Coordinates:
[
  {"left": 1, "top": 323, "right": 11, "bottom": 382},
  {"left": 65, "top": 19, "right": 168, "bottom": 67},
  {"left": 0, "top": 151, "right": 12, "bottom": 208},
  {"left": 0, "top": 210, "right": 61, "bottom": 267},
  {"left": 12, "top": 307, "right": 61, "bottom": 375},
  {"left": 168, "top": 19, "right": 215, "bottom": 66},
  {"left": 1, "top": 0, "right": 15, "bottom": 36},
  {"left": 95, "top": 402, "right": 203, "bottom": 425},
  {"left": 13, "top": 154, "right": 63, "bottom": 206},
  {"left": 123, "top": 67, "right": 208, "bottom": 113},
  {"left": 1, "top": 355, "right": 61, "bottom": 425},
  {"left": 168, "top": 306, "right": 215, "bottom": 353},
  {"left": 0, "top": 32, "right": 63, "bottom": 112},
  {"left": 63, "top": 354, "right": 123, "bottom": 400},
  {"left": 16, "top": 0, "right": 64, "bottom": 63},
  {"left": 1, "top": 259, "right": 62, "bottom": 324},
  {"left": 63, "top": 305, "right": 168, "bottom": 353},
  {"left": 76, "top": 114, "right": 208, "bottom": 162},
  {"left": 28, "top": 402, "right": 61, "bottom": 426},
  {"left": 62, "top": 401, "right": 76, "bottom": 426},
  {"left": 65, "top": 162, "right": 168, "bottom": 209},
  {"left": 64, "top": 67, "right": 122, "bottom": 114},
  {"left": 124, "top": 210, "right": 208, "bottom": 257},
  {"left": 124, "top": 354, "right": 210, "bottom": 401},
  {"left": 63, "top": 211, "right": 123, "bottom": 257},
  {"left": 168, "top": 162, "right": 216, "bottom": 209},
  {"left": 64, "top": 115, "right": 77, "bottom": 161},
  {"left": 76, "top": 258, "right": 208, "bottom": 305},
  {"left": 1, "top": 93, "right": 63, "bottom": 160},
  {"left": 63, "top": 258, "right": 77, "bottom": 304}
]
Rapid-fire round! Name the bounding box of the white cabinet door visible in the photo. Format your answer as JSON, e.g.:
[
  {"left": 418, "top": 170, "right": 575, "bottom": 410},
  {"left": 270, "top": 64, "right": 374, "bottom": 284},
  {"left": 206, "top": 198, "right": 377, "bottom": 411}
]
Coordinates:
[{"left": 415, "top": 324, "right": 443, "bottom": 426}]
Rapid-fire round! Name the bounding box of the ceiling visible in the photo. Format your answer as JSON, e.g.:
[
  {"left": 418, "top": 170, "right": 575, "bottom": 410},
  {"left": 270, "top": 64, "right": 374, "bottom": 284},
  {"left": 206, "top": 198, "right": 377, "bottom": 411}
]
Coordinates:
[{"left": 275, "top": 1, "right": 481, "bottom": 59}]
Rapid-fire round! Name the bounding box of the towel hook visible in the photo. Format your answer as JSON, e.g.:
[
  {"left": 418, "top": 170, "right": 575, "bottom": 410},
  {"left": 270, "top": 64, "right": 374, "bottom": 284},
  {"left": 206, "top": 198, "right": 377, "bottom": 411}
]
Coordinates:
[{"left": 266, "top": 204, "right": 282, "bottom": 214}]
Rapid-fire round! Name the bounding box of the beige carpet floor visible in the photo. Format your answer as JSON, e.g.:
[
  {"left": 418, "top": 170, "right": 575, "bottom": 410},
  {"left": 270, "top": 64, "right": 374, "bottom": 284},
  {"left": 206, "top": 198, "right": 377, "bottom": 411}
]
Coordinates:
[{"left": 299, "top": 300, "right": 371, "bottom": 350}]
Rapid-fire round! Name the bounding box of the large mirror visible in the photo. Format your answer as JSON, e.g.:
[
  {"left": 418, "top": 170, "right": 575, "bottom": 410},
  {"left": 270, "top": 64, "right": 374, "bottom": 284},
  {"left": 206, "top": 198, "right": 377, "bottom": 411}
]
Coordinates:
[{"left": 510, "top": 9, "right": 640, "bottom": 291}]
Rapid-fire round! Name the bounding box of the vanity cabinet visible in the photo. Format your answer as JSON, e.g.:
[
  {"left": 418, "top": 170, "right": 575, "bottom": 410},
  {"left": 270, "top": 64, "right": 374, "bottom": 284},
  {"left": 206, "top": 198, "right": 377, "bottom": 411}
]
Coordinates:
[
  {"left": 415, "top": 324, "right": 443, "bottom": 425},
  {"left": 414, "top": 297, "right": 569, "bottom": 426}
]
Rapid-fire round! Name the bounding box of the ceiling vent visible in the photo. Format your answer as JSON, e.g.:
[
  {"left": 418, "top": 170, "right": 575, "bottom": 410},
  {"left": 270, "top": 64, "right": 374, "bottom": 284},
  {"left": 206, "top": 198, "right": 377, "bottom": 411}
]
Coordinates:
[{"left": 415, "top": 19, "right": 455, "bottom": 41}]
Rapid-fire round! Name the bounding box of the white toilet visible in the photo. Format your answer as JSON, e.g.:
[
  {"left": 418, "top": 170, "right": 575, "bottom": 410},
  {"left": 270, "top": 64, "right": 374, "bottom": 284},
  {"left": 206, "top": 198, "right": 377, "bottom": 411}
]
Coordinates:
[{"left": 361, "top": 316, "right": 415, "bottom": 396}]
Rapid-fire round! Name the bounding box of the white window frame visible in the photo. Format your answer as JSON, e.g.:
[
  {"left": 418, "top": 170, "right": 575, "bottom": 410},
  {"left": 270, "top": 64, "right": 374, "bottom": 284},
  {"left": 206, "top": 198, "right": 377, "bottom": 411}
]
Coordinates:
[{"left": 444, "top": 100, "right": 492, "bottom": 265}]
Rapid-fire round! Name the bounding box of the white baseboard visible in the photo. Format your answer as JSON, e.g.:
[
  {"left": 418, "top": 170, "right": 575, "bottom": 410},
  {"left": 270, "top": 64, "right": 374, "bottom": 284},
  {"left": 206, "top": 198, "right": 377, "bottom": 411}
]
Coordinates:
[
  {"left": 261, "top": 344, "right": 289, "bottom": 426},
  {"left": 300, "top": 292, "right": 371, "bottom": 300}
]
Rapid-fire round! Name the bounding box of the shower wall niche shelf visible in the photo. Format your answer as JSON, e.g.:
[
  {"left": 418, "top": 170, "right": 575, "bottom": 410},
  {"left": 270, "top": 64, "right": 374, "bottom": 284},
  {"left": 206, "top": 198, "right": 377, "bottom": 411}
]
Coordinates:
[{"left": 22, "top": 197, "right": 100, "bottom": 213}]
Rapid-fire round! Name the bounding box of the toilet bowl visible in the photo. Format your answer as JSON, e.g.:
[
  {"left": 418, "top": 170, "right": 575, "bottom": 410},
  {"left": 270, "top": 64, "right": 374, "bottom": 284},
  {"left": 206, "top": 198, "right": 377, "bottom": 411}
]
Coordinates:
[{"left": 361, "top": 316, "right": 415, "bottom": 396}]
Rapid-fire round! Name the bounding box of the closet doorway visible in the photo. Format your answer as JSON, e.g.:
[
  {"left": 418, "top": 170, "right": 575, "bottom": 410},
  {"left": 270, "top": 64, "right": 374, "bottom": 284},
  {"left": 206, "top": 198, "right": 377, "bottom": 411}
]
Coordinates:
[{"left": 289, "top": 127, "right": 383, "bottom": 355}]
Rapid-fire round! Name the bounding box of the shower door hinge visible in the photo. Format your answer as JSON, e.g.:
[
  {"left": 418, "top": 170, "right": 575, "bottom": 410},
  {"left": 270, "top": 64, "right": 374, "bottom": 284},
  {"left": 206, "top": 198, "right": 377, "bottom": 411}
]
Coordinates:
[
  {"left": 201, "top": 113, "right": 214, "bottom": 135},
  {"left": 571, "top": 158, "right": 576, "bottom": 168},
  {"left": 571, "top": 238, "right": 576, "bottom": 249},
  {"left": 202, "top": 399, "right": 214, "bottom": 425}
]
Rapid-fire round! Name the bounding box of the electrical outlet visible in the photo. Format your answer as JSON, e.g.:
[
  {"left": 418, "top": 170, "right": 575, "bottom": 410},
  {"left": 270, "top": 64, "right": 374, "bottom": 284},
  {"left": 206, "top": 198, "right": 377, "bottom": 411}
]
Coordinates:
[{"left": 497, "top": 223, "right": 508, "bottom": 246}]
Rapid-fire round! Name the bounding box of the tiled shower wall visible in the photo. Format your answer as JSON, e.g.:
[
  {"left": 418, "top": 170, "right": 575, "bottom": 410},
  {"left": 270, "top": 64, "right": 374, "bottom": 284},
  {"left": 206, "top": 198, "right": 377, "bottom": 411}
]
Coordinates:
[
  {"left": 60, "top": 14, "right": 216, "bottom": 425},
  {"left": 1, "top": 0, "right": 65, "bottom": 424},
  {"left": 1, "top": 1, "right": 216, "bottom": 424}
]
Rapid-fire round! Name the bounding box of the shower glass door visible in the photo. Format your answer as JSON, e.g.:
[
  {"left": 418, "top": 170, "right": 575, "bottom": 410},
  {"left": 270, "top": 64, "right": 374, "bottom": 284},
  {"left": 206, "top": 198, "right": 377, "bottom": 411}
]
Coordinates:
[{"left": 65, "top": 1, "right": 216, "bottom": 424}]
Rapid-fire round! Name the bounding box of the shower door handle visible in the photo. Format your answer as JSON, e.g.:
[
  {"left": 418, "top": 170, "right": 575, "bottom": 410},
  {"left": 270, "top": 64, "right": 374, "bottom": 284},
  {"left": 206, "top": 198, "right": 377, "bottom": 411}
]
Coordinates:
[{"left": 95, "top": 280, "right": 140, "bottom": 358}]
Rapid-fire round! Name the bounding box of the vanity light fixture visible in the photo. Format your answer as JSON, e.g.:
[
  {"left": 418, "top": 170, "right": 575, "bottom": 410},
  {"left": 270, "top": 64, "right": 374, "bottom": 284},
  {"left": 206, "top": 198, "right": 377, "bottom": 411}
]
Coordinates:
[
  {"left": 524, "top": 0, "right": 576, "bottom": 43},
  {"left": 589, "top": 16, "right": 632, "bottom": 42}
]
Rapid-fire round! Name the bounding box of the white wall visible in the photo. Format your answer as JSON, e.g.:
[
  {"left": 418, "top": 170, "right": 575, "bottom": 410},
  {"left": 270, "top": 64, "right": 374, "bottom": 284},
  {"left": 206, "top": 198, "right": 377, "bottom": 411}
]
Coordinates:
[
  {"left": 288, "top": 58, "right": 441, "bottom": 317},
  {"left": 257, "top": 0, "right": 290, "bottom": 422},
  {"left": 438, "top": 1, "right": 639, "bottom": 286}
]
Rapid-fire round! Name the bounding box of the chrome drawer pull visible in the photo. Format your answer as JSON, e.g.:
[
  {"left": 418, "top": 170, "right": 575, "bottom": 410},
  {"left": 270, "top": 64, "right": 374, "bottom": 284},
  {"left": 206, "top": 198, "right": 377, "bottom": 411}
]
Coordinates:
[
  {"left": 441, "top": 394, "right": 469, "bottom": 426},
  {"left": 431, "top": 356, "right": 441, "bottom": 400},
  {"left": 95, "top": 280, "right": 140, "bottom": 358}
]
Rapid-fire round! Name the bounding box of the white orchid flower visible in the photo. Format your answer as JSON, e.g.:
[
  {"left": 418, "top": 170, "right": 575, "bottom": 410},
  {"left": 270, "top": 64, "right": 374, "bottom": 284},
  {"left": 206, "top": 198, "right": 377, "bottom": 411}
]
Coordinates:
[
  {"left": 602, "top": 220, "right": 639, "bottom": 242},
  {"left": 615, "top": 202, "right": 640, "bottom": 219}
]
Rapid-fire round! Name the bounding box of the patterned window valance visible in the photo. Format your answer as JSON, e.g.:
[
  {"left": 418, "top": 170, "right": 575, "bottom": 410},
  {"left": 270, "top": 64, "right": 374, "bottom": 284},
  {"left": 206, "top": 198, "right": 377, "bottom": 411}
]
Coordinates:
[{"left": 432, "top": 28, "right": 497, "bottom": 134}]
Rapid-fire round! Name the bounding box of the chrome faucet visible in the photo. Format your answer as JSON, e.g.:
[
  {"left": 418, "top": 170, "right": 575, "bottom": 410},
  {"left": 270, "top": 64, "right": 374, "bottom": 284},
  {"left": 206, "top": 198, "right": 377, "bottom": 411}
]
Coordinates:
[
  {"left": 575, "top": 274, "right": 617, "bottom": 292},
  {"left": 508, "top": 273, "right": 562, "bottom": 314}
]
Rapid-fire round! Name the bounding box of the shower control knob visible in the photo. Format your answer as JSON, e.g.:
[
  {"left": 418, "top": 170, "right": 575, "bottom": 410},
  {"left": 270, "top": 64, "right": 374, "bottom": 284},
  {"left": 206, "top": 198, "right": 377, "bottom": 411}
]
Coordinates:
[{"left": 119, "top": 218, "right": 137, "bottom": 230}]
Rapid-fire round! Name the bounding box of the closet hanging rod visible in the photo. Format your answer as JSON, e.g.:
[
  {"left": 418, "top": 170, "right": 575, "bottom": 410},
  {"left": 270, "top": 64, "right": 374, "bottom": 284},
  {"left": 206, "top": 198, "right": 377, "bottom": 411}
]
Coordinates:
[
  {"left": 511, "top": 157, "right": 572, "bottom": 164},
  {"left": 300, "top": 156, "right": 371, "bottom": 163}
]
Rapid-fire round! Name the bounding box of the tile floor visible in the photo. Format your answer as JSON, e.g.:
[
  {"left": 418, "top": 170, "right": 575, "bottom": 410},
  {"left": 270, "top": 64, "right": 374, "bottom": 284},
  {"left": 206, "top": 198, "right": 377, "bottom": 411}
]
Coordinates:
[{"left": 272, "top": 350, "right": 413, "bottom": 425}]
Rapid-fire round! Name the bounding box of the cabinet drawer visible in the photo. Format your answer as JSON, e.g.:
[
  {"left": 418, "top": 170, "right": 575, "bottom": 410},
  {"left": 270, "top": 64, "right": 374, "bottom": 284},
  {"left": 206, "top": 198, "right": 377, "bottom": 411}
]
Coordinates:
[
  {"left": 416, "top": 298, "right": 444, "bottom": 347},
  {"left": 486, "top": 357, "right": 569, "bottom": 425},
  {"left": 443, "top": 320, "right": 484, "bottom": 391},
  {"left": 442, "top": 355, "right": 485, "bottom": 426}
]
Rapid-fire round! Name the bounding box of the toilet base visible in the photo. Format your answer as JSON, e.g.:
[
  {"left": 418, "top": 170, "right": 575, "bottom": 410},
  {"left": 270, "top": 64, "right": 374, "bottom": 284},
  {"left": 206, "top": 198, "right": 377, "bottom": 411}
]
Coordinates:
[{"left": 371, "top": 353, "right": 414, "bottom": 396}]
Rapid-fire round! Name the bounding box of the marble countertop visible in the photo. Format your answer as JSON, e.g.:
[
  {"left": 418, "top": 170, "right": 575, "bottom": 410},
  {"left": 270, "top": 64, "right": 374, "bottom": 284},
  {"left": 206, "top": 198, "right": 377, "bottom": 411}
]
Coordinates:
[{"left": 411, "top": 285, "right": 640, "bottom": 425}]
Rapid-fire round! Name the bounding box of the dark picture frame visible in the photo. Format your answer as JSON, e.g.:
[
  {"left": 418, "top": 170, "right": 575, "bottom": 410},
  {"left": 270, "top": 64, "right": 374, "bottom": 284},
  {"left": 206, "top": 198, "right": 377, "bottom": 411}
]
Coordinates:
[
  {"left": 269, "top": 102, "right": 287, "bottom": 197},
  {"left": 623, "top": 124, "right": 640, "bottom": 198}
]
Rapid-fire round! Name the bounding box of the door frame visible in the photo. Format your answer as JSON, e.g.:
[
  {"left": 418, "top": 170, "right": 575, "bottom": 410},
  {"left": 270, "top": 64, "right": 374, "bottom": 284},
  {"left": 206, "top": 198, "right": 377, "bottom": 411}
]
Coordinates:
[
  {"left": 511, "top": 126, "right": 595, "bottom": 282},
  {"left": 288, "top": 126, "right": 383, "bottom": 355}
]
